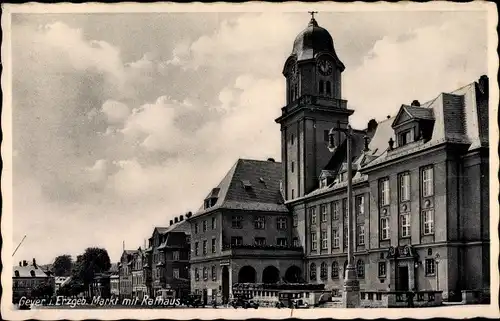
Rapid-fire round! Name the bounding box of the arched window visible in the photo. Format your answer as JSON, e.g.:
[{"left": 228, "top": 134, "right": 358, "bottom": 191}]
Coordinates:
[
  {"left": 295, "top": 84, "right": 299, "bottom": 98},
  {"left": 14, "top": 270, "right": 20, "bottom": 277},
  {"left": 326, "top": 81, "right": 332, "bottom": 96},
  {"left": 195, "top": 268, "right": 199, "bottom": 281},
  {"left": 319, "top": 80, "right": 324, "bottom": 94},
  {"left": 320, "top": 262, "right": 327, "bottom": 280},
  {"left": 203, "top": 267, "right": 208, "bottom": 280},
  {"left": 212, "top": 265, "right": 217, "bottom": 281},
  {"left": 356, "top": 260, "right": 365, "bottom": 279},
  {"left": 343, "top": 260, "right": 348, "bottom": 275},
  {"left": 331, "top": 261, "right": 339, "bottom": 279},
  {"left": 309, "top": 263, "right": 317, "bottom": 281}
]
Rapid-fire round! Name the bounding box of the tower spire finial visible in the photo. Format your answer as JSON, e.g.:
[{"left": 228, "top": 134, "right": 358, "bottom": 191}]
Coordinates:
[{"left": 308, "top": 11, "right": 319, "bottom": 27}]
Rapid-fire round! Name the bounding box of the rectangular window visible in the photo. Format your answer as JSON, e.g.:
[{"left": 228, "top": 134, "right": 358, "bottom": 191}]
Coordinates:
[
  {"left": 173, "top": 251, "right": 179, "bottom": 260},
  {"left": 277, "top": 217, "right": 287, "bottom": 230},
  {"left": 425, "top": 259, "right": 436, "bottom": 276},
  {"left": 311, "top": 233, "right": 317, "bottom": 251},
  {"left": 212, "top": 266, "right": 217, "bottom": 281},
  {"left": 309, "top": 207, "right": 317, "bottom": 225},
  {"left": 422, "top": 167, "right": 434, "bottom": 197},
  {"left": 357, "top": 225, "right": 365, "bottom": 245},
  {"left": 231, "top": 216, "right": 243, "bottom": 229},
  {"left": 211, "top": 217, "right": 216, "bottom": 230},
  {"left": 343, "top": 227, "right": 348, "bottom": 248},
  {"left": 194, "top": 242, "right": 199, "bottom": 256},
  {"left": 332, "top": 201, "right": 340, "bottom": 220},
  {"left": 202, "top": 220, "right": 207, "bottom": 232},
  {"left": 399, "top": 129, "right": 414, "bottom": 146},
  {"left": 321, "top": 230, "right": 328, "bottom": 250},
  {"left": 291, "top": 189, "right": 294, "bottom": 199},
  {"left": 324, "top": 129, "right": 330, "bottom": 142},
  {"left": 291, "top": 161, "right": 295, "bottom": 173},
  {"left": 378, "top": 262, "right": 386, "bottom": 277},
  {"left": 400, "top": 213, "right": 411, "bottom": 237},
  {"left": 399, "top": 172, "right": 411, "bottom": 202},
  {"left": 195, "top": 268, "right": 199, "bottom": 281},
  {"left": 380, "top": 217, "right": 390, "bottom": 240},
  {"left": 342, "top": 198, "right": 348, "bottom": 220},
  {"left": 254, "top": 237, "right": 266, "bottom": 246},
  {"left": 332, "top": 229, "right": 339, "bottom": 248},
  {"left": 293, "top": 214, "right": 298, "bottom": 227},
  {"left": 423, "top": 209, "right": 434, "bottom": 235},
  {"left": 277, "top": 238, "right": 287, "bottom": 247},
  {"left": 254, "top": 216, "right": 265, "bottom": 229},
  {"left": 293, "top": 237, "right": 300, "bottom": 248},
  {"left": 380, "top": 178, "right": 390, "bottom": 206},
  {"left": 230, "top": 236, "right": 243, "bottom": 246},
  {"left": 194, "top": 223, "right": 199, "bottom": 234},
  {"left": 291, "top": 134, "right": 294, "bottom": 145},
  {"left": 211, "top": 238, "right": 216, "bottom": 253},
  {"left": 173, "top": 268, "right": 180, "bottom": 279},
  {"left": 356, "top": 195, "right": 365, "bottom": 216},
  {"left": 320, "top": 204, "right": 328, "bottom": 222},
  {"left": 202, "top": 240, "right": 207, "bottom": 255}
]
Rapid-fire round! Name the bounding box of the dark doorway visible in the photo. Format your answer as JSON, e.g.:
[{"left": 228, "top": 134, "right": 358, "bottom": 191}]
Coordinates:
[
  {"left": 262, "top": 266, "right": 280, "bottom": 284},
  {"left": 202, "top": 288, "right": 208, "bottom": 305},
  {"left": 238, "top": 266, "right": 257, "bottom": 283},
  {"left": 284, "top": 266, "right": 302, "bottom": 283},
  {"left": 222, "top": 266, "right": 230, "bottom": 304},
  {"left": 397, "top": 265, "right": 409, "bottom": 291}
]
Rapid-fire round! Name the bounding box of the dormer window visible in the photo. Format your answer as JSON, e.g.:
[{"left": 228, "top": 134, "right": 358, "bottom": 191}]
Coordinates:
[
  {"left": 204, "top": 188, "right": 220, "bottom": 209},
  {"left": 319, "top": 80, "right": 324, "bottom": 94},
  {"left": 30, "top": 270, "right": 36, "bottom": 277},
  {"left": 398, "top": 129, "right": 414, "bottom": 146},
  {"left": 320, "top": 177, "right": 328, "bottom": 188},
  {"left": 14, "top": 270, "right": 20, "bottom": 277},
  {"left": 242, "top": 180, "right": 252, "bottom": 190},
  {"left": 326, "top": 81, "right": 332, "bottom": 96}
]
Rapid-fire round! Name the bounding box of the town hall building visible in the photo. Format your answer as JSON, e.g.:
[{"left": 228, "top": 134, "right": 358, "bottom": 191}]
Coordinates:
[{"left": 188, "top": 15, "right": 490, "bottom": 304}]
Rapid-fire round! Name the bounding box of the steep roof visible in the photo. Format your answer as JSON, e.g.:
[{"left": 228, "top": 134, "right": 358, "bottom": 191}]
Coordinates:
[
  {"left": 13, "top": 264, "right": 50, "bottom": 278},
  {"left": 194, "top": 159, "right": 287, "bottom": 216}
]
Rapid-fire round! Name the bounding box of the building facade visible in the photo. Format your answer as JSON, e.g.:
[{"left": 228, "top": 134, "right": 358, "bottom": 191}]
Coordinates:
[
  {"left": 188, "top": 159, "right": 304, "bottom": 304},
  {"left": 118, "top": 250, "right": 137, "bottom": 300},
  {"left": 131, "top": 249, "right": 147, "bottom": 299},
  {"left": 13, "top": 259, "right": 54, "bottom": 303},
  {"left": 186, "top": 15, "right": 490, "bottom": 303},
  {"left": 143, "top": 218, "right": 191, "bottom": 299},
  {"left": 276, "top": 16, "right": 490, "bottom": 301}
]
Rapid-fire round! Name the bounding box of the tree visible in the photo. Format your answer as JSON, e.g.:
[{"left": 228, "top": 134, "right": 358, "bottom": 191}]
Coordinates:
[
  {"left": 53, "top": 254, "right": 73, "bottom": 276},
  {"left": 73, "top": 247, "right": 111, "bottom": 294}
]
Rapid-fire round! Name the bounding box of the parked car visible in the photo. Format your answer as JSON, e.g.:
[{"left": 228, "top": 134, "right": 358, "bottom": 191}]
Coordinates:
[
  {"left": 182, "top": 294, "right": 203, "bottom": 308},
  {"left": 230, "top": 296, "right": 259, "bottom": 309},
  {"left": 292, "top": 299, "right": 310, "bottom": 309}
]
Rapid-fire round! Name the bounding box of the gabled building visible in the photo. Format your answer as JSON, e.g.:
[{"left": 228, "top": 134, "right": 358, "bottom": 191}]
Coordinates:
[
  {"left": 13, "top": 259, "right": 54, "bottom": 303},
  {"left": 118, "top": 249, "right": 138, "bottom": 300},
  {"left": 188, "top": 158, "right": 304, "bottom": 304},
  {"left": 276, "top": 16, "right": 490, "bottom": 301},
  {"left": 143, "top": 218, "right": 191, "bottom": 299}
]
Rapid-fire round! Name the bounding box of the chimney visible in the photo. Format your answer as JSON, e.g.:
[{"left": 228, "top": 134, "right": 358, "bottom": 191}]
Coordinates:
[
  {"left": 180, "top": 215, "right": 184, "bottom": 221},
  {"left": 388, "top": 137, "right": 395, "bottom": 150},
  {"left": 33, "top": 258, "right": 37, "bottom": 269},
  {"left": 366, "top": 119, "right": 378, "bottom": 136},
  {"left": 386, "top": 115, "right": 391, "bottom": 119},
  {"left": 363, "top": 136, "right": 370, "bottom": 152},
  {"left": 174, "top": 217, "right": 179, "bottom": 223},
  {"left": 23, "top": 260, "right": 28, "bottom": 267},
  {"left": 479, "top": 75, "right": 489, "bottom": 95},
  {"left": 267, "top": 158, "right": 275, "bottom": 162},
  {"left": 411, "top": 100, "right": 420, "bottom": 107},
  {"left": 186, "top": 211, "right": 193, "bottom": 218},
  {"left": 170, "top": 220, "right": 174, "bottom": 226}
]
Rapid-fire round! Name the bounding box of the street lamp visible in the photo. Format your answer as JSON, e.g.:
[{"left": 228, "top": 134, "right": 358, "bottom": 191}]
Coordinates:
[
  {"left": 328, "top": 123, "right": 360, "bottom": 308},
  {"left": 434, "top": 253, "right": 440, "bottom": 292}
]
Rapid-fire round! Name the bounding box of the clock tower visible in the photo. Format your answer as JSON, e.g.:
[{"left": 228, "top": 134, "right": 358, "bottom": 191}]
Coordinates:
[{"left": 276, "top": 14, "right": 354, "bottom": 200}]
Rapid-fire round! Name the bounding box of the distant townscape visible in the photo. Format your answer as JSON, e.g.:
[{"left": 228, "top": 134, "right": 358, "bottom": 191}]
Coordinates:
[{"left": 13, "top": 15, "right": 490, "bottom": 309}]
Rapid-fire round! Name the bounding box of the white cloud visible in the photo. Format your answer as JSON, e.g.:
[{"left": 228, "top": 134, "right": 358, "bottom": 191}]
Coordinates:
[
  {"left": 344, "top": 18, "right": 487, "bottom": 129},
  {"left": 101, "top": 100, "right": 131, "bottom": 124}
]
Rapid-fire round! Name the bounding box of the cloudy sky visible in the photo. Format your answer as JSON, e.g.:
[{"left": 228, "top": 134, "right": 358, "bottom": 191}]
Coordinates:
[{"left": 8, "top": 6, "right": 489, "bottom": 263}]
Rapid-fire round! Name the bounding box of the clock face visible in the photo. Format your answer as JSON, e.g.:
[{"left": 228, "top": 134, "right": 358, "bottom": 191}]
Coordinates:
[{"left": 318, "top": 59, "right": 333, "bottom": 76}]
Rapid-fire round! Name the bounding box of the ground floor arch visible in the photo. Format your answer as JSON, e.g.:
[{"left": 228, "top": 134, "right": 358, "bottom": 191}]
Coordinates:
[
  {"left": 262, "top": 265, "right": 280, "bottom": 284},
  {"left": 284, "top": 265, "right": 302, "bottom": 283},
  {"left": 238, "top": 265, "right": 257, "bottom": 283}
]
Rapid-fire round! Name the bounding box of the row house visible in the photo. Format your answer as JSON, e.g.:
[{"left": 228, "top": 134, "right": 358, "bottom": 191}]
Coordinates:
[{"left": 143, "top": 217, "right": 191, "bottom": 299}]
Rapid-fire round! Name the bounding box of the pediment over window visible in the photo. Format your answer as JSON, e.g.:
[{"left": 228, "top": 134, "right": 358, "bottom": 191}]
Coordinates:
[{"left": 391, "top": 104, "right": 435, "bottom": 148}]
